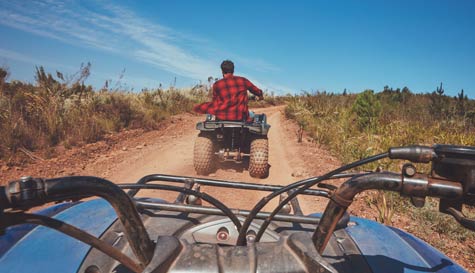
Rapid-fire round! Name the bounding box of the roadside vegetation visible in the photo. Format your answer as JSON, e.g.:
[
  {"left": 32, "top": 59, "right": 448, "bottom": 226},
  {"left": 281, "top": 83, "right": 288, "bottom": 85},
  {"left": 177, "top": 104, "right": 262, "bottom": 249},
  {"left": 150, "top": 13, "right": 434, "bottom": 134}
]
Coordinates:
[
  {"left": 0, "top": 65, "right": 211, "bottom": 162},
  {"left": 284, "top": 85, "right": 475, "bottom": 264},
  {"left": 0, "top": 65, "right": 282, "bottom": 164}
]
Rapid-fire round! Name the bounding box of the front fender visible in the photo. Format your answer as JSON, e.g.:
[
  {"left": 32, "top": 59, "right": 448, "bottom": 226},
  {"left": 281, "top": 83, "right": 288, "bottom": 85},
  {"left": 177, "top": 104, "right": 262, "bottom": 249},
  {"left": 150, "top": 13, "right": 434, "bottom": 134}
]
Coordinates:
[
  {"left": 0, "top": 199, "right": 117, "bottom": 273},
  {"left": 346, "top": 217, "right": 467, "bottom": 273}
]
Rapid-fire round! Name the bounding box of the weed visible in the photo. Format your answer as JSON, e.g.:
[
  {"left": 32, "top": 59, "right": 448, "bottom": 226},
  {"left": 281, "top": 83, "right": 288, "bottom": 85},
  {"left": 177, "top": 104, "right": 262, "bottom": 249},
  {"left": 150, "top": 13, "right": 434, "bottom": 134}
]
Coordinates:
[{"left": 0, "top": 65, "right": 207, "bottom": 161}]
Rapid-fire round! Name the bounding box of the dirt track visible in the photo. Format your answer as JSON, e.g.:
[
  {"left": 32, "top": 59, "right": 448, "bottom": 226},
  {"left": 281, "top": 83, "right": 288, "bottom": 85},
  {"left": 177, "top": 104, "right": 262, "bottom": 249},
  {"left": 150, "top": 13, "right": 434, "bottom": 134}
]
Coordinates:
[
  {"left": 85, "top": 105, "right": 341, "bottom": 213},
  {"left": 0, "top": 105, "right": 341, "bottom": 213}
]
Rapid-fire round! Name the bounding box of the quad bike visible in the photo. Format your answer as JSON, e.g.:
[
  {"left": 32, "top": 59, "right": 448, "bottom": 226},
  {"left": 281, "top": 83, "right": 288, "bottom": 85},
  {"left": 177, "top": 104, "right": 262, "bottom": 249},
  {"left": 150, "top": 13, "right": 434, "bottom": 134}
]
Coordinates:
[
  {"left": 0, "top": 144, "right": 474, "bottom": 272},
  {"left": 193, "top": 112, "right": 271, "bottom": 178}
]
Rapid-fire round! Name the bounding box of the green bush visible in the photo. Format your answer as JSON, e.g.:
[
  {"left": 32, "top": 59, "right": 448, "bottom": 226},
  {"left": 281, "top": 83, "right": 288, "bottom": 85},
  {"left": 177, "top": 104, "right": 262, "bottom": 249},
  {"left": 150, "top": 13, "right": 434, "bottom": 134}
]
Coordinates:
[{"left": 351, "top": 89, "right": 381, "bottom": 131}]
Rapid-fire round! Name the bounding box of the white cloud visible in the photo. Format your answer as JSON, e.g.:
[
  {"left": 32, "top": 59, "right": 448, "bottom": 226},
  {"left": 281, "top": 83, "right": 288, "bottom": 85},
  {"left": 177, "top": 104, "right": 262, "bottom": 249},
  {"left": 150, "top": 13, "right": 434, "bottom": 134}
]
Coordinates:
[
  {"left": 0, "top": 1, "right": 223, "bottom": 80},
  {"left": 0, "top": 0, "right": 282, "bottom": 90}
]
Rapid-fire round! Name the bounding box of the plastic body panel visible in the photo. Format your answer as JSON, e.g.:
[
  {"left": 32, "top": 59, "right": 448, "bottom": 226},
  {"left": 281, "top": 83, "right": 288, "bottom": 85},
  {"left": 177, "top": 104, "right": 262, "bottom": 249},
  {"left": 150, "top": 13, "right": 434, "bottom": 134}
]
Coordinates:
[
  {"left": 0, "top": 199, "right": 468, "bottom": 273},
  {"left": 0, "top": 199, "right": 117, "bottom": 273},
  {"left": 0, "top": 201, "right": 77, "bottom": 257},
  {"left": 346, "top": 217, "right": 467, "bottom": 273}
]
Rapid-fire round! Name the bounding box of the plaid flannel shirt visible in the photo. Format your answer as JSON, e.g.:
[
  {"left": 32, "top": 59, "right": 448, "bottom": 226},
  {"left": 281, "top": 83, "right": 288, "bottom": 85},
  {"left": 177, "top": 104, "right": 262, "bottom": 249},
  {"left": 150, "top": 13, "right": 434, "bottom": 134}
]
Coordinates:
[{"left": 193, "top": 74, "right": 263, "bottom": 121}]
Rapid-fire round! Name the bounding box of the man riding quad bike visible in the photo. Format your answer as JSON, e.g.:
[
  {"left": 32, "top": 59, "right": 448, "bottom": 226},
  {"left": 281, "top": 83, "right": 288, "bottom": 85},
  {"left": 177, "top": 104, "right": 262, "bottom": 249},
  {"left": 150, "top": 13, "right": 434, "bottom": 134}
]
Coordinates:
[{"left": 193, "top": 60, "right": 270, "bottom": 178}]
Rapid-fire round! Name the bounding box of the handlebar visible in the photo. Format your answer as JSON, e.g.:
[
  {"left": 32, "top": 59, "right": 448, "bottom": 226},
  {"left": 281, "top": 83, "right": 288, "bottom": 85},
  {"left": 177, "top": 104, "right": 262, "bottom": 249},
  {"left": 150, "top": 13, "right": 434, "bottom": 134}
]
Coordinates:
[
  {"left": 0, "top": 176, "right": 154, "bottom": 268},
  {"left": 249, "top": 94, "right": 264, "bottom": 101},
  {"left": 313, "top": 171, "right": 464, "bottom": 253}
]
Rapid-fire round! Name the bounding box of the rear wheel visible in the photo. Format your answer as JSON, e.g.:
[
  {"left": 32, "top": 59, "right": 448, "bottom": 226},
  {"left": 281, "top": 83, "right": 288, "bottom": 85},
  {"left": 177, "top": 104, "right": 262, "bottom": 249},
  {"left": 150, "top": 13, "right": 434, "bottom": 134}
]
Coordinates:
[
  {"left": 249, "top": 138, "right": 269, "bottom": 178},
  {"left": 193, "top": 134, "right": 215, "bottom": 175}
]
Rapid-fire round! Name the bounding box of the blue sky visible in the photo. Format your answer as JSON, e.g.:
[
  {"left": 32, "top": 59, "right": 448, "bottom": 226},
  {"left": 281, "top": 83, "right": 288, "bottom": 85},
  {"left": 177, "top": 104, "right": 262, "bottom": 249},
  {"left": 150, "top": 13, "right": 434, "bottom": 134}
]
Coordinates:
[{"left": 0, "top": 0, "right": 474, "bottom": 97}]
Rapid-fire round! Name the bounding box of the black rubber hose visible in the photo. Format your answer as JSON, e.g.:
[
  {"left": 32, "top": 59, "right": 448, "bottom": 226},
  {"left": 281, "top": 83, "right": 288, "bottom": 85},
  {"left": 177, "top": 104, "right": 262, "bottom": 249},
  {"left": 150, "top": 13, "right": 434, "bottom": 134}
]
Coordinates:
[
  {"left": 35, "top": 176, "right": 154, "bottom": 266},
  {"left": 1, "top": 212, "right": 142, "bottom": 273},
  {"left": 253, "top": 152, "right": 389, "bottom": 243},
  {"left": 236, "top": 152, "right": 388, "bottom": 245}
]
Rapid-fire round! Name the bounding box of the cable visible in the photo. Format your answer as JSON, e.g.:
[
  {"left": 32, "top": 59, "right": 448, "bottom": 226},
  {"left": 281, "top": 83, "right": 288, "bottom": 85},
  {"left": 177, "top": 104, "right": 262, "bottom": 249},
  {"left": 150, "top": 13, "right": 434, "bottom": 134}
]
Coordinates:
[
  {"left": 254, "top": 152, "right": 388, "bottom": 243},
  {"left": 1, "top": 212, "right": 142, "bottom": 273},
  {"left": 236, "top": 152, "right": 388, "bottom": 245},
  {"left": 119, "top": 184, "right": 241, "bottom": 230}
]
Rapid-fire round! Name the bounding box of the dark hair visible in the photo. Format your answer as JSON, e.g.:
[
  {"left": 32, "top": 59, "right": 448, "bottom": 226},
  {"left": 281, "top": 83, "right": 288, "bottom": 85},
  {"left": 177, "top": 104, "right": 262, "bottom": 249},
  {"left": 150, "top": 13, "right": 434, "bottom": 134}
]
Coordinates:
[{"left": 221, "top": 60, "right": 234, "bottom": 74}]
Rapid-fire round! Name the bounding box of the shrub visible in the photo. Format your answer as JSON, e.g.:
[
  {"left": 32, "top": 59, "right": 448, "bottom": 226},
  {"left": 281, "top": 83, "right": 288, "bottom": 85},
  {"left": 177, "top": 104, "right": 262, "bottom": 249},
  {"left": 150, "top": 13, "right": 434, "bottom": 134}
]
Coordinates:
[
  {"left": 351, "top": 89, "right": 381, "bottom": 131},
  {"left": 0, "top": 65, "right": 208, "bottom": 161}
]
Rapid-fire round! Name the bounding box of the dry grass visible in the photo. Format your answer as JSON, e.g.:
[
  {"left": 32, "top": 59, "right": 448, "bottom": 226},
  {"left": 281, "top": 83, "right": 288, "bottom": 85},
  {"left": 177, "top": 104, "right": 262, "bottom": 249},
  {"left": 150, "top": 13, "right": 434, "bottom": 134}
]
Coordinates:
[
  {"left": 0, "top": 66, "right": 208, "bottom": 162},
  {"left": 284, "top": 88, "right": 475, "bottom": 263}
]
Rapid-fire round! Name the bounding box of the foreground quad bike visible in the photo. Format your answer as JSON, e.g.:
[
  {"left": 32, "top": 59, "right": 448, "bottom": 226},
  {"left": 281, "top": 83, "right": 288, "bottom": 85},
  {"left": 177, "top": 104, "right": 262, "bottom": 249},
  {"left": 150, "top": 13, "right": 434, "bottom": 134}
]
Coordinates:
[
  {"left": 1, "top": 144, "right": 475, "bottom": 272},
  {"left": 193, "top": 113, "right": 271, "bottom": 178}
]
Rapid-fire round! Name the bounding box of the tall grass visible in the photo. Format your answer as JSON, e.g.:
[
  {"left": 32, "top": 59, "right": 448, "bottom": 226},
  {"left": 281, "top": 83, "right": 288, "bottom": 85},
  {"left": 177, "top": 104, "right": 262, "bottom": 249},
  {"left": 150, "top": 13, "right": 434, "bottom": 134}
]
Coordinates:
[
  {"left": 0, "top": 65, "right": 208, "bottom": 161},
  {"left": 285, "top": 88, "right": 475, "bottom": 169},
  {"left": 284, "top": 87, "right": 475, "bottom": 254}
]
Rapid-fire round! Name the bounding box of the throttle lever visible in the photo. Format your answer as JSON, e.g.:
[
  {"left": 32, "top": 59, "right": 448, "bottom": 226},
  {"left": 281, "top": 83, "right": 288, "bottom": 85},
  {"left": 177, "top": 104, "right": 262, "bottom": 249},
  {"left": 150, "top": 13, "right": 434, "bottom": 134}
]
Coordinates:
[{"left": 446, "top": 207, "right": 475, "bottom": 231}]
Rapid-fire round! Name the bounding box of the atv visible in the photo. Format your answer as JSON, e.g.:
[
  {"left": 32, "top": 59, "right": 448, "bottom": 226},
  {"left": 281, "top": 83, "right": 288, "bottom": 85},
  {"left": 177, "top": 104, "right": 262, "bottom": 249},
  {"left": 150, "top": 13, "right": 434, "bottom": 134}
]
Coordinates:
[
  {"left": 0, "top": 144, "right": 473, "bottom": 273},
  {"left": 193, "top": 112, "right": 271, "bottom": 178}
]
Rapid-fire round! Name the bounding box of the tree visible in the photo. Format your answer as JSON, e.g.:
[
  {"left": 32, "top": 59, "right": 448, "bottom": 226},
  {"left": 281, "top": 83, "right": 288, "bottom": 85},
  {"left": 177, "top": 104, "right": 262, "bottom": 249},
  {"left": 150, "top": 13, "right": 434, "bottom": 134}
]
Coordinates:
[
  {"left": 456, "top": 89, "right": 468, "bottom": 116},
  {"left": 429, "top": 82, "right": 449, "bottom": 119},
  {"left": 352, "top": 89, "right": 382, "bottom": 131}
]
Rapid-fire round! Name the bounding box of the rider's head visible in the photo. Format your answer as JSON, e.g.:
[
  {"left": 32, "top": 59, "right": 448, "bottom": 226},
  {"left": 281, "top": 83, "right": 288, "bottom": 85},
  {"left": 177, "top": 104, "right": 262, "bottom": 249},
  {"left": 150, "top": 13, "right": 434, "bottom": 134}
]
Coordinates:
[{"left": 221, "top": 60, "right": 234, "bottom": 75}]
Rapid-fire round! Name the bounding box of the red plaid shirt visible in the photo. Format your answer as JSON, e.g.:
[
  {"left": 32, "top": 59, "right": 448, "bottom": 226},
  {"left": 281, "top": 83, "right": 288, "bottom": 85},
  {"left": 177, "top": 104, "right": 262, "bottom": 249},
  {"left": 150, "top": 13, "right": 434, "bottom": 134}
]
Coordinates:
[{"left": 193, "top": 74, "right": 263, "bottom": 121}]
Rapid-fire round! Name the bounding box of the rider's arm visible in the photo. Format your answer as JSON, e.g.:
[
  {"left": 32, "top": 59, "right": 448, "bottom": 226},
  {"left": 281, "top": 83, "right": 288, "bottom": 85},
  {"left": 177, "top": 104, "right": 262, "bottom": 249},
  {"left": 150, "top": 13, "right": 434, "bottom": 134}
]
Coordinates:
[{"left": 244, "top": 79, "right": 263, "bottom": 99}]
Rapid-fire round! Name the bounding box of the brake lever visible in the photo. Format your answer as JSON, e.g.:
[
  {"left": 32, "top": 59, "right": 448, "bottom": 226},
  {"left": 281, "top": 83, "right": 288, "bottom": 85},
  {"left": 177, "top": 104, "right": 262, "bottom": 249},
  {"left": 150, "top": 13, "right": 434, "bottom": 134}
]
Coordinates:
[{"left": 446, "top": 207, "right": 475, "bottom": 231}]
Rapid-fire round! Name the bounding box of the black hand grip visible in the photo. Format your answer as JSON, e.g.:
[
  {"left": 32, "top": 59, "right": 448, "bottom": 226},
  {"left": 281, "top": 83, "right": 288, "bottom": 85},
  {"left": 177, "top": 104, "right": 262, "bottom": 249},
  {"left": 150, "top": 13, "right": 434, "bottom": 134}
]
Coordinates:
[
  {"left": 2, "top": 177, "right": 47, "bottom": 209},
  {"left": 388, "top": 146, "right": 436, "bottom": 163}
]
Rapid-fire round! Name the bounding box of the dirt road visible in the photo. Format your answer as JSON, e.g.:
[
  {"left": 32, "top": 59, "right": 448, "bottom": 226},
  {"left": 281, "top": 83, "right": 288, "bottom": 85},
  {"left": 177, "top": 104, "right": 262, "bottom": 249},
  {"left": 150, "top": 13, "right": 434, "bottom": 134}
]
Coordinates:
[
  {"left": 0, "top": 105, "right": 340, "bottom": 213},
  {"left": 83, "top": 105, "right": 341, "bottom": 213}
]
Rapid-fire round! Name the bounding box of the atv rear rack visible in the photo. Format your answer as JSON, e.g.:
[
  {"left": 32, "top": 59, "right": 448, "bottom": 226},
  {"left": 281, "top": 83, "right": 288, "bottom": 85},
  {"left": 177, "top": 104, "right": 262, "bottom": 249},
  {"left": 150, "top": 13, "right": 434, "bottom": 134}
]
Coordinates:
[{"left": 196, "top": 118, "right": 270, "bottom": 135}]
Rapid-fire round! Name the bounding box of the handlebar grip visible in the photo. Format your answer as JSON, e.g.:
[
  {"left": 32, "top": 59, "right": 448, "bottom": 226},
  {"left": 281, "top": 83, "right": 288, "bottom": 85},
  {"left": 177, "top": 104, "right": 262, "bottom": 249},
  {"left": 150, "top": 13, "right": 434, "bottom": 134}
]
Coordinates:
[
  {"left": 0, "top": 177, "right": 47, "bottom": 210},
  {"left": 388, "top": 146, "right": 436, "bottom": 163}
]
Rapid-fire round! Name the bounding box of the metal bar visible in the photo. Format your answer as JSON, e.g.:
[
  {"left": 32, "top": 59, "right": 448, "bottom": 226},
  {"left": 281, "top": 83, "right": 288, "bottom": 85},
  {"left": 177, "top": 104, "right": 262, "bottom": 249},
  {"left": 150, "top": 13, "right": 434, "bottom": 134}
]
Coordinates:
[
  {"left": 135, "top": 201, "right": 322, "bottom": 225},
  {"left": 289, "top": 189, "right": 304, "bottom": 216},
  {"left": 127, "top": 173, "right": 344, "bottom": 198},
  {"left": 119, "top": 184, "right": 242, "bottom": 230},
  {"left": 1, "top": 212, "right": 142, "bottom": 273}
]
